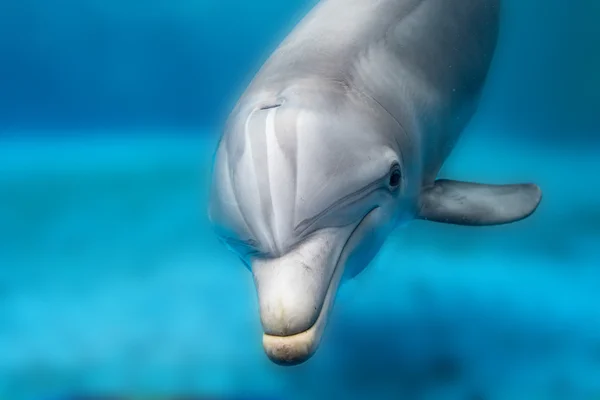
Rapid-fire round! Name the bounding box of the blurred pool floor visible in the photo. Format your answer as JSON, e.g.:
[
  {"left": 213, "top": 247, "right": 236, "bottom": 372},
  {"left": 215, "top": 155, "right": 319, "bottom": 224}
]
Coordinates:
[{"left": 0, "top": 128, "right": 599, "bottom": 400}]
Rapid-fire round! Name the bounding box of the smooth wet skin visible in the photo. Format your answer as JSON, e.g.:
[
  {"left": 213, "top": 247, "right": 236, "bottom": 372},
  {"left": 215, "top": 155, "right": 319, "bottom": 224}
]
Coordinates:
[{"left": 208, "top": 0, "right": 542, "bottom": 365}]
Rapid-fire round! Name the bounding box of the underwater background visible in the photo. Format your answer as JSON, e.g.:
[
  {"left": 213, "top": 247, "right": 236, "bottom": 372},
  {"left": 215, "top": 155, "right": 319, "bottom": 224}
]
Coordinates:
[{"left": 0, "top": 0, "right": 599, "bottom": 399}]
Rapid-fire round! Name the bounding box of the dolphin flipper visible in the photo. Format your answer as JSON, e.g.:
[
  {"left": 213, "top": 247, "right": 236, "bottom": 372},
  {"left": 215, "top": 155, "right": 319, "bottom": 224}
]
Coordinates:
[{"left": 418, "top": 179, "right": 542, "bottom": 226}]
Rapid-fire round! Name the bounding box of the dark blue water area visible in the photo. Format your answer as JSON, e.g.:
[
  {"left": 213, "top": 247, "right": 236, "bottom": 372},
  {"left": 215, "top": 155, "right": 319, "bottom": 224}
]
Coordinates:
[
  {"left": 0, "top": 0, "right": 600, "bottom": 399},
  {"left": 0, "top": 0, "right": 599, "bottom": 139}
]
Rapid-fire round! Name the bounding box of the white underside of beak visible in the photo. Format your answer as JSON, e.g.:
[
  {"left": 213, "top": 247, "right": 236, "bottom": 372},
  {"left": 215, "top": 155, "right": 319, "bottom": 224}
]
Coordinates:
[
  {"left": 261, "top": 247, "right": 346, "bottom": 365},
  {"left": 251, "top": 208, "right": 380, "bottom": 365},
  {"left": 251, "top": 224, "right": 354, "bottom": 365}
]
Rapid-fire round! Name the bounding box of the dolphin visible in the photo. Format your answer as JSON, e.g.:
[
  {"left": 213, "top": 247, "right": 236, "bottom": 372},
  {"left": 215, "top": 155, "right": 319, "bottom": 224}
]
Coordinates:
[{"left": 208, "top": 0, "right": 542, "bottom": 366}]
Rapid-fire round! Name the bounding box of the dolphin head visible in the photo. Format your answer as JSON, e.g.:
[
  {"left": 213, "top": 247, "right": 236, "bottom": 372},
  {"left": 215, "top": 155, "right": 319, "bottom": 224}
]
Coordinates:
[{"left": 208, "top": 93, "right": 416, "bottom": 365}]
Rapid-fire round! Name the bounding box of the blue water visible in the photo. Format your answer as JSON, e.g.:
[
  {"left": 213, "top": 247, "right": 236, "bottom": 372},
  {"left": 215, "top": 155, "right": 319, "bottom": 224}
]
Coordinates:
[{"left": 1, "top": 0, "right": 599, "bottom": 399}]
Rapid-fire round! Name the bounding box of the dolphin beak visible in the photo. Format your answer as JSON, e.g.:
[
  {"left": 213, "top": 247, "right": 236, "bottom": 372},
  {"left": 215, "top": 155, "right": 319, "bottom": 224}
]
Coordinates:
[{"left": 250, "top": 224, "right": 356, "bottom": 366}]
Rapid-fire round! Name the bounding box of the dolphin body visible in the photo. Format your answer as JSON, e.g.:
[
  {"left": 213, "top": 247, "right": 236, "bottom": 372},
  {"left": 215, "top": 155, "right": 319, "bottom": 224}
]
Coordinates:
[{"left": 208, "top": 0, "right": 542, "bottom": 365}]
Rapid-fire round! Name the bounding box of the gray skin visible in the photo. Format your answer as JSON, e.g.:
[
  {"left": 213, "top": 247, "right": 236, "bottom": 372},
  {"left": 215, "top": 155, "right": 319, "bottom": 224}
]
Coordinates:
[{"left": 208, "top": 0, "right": 542, "bottom": 366}]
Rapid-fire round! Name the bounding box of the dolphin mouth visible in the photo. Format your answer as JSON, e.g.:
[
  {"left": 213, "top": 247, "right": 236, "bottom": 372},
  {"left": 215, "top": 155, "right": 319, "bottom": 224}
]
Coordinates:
[
  {"left": 257, "top": 208, "right": 378, "bottom": 366},
  {"left": 261, "top": 258, "right": 342, "bottom": 366}
]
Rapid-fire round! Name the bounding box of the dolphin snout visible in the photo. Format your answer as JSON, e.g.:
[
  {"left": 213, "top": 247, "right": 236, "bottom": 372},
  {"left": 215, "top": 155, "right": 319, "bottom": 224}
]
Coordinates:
[
  {"left": 252, "top": 256, "right": 333, "bottom": 366},
  {"left": 250, "top": 226, "right": 354, "bottom": 365},
  {"left": 253, "top": 258, "right": 325, "bottom": 337}
]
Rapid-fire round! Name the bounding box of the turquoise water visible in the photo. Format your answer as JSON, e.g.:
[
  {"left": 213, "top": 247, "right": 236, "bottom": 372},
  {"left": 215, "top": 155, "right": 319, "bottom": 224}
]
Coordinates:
[
  {"left": 1, "top": 126, "right": 599, "bottom": 399},
  {"left": 1, "top": 0, "right": 600, "bottom": 399}
]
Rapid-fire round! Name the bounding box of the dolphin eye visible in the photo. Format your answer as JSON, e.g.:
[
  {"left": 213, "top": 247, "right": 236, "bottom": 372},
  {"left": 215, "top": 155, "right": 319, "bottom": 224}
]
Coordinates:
[{"left": 389, "top": 166, "right": 401, "bottom": 189}]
